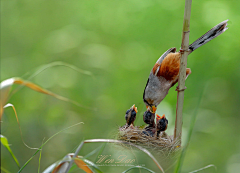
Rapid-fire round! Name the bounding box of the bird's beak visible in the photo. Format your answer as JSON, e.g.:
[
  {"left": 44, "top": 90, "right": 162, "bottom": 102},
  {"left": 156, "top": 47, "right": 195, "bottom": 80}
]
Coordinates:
[
  {"left": 156, "top": 114, "right": 161, "bottom": 120},
  {"left": 133, "top": 104, "right": 138, "bottom": 113},
  {"left": 151, "top": 106, "right": 157, "bottom": 113}
]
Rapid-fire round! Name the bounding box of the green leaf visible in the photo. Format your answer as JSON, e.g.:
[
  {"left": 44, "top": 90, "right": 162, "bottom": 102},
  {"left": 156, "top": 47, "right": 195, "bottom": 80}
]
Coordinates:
[
  {"left": 0, "top": 78, "right": 15, "bottom": 118},
  {"left": 0, "top": 135, "right": 20, "bottom": 168}
]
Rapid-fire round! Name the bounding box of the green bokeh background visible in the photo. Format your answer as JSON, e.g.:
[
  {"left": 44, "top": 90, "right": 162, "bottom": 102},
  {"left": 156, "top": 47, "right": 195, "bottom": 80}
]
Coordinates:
[{"left": 1, "top": 0, "right": 240, "bottom": 172}]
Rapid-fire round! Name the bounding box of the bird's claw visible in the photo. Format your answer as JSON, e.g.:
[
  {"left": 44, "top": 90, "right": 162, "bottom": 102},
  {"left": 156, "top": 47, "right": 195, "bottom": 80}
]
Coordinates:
[{"left": 175, "top": 86, "right": 187, "bottom": 91}]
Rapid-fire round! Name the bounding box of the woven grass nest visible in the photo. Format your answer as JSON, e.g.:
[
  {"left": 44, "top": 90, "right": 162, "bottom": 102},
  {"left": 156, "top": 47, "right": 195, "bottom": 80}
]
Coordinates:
[
  {"left": 117, "top": 104, "right": 181, "bottom": 154},
  {"left": 118, "top": 125, "right": 180, "bottom": 153}
]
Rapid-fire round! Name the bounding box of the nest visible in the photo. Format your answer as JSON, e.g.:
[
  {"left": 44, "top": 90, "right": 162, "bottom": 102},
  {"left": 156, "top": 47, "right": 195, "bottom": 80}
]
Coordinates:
[{"left": 118, "top": 125, "right": 180, "bottom": 154}]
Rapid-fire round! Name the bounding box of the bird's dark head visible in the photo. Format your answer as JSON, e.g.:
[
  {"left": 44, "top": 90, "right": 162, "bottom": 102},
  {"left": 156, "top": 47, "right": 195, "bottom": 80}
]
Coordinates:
[
  {"left": 125, "top": 104, "right": 138, "bottom": 125},
  {"left": 143, "top": 109, "right": 155, "bottom": 126},
  {"left": 156, "top": 114, "right": 168, "bottom": 132}
]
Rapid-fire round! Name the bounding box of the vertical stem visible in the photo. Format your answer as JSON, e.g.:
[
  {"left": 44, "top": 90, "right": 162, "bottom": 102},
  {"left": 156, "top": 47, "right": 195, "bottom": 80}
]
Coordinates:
[
  {"left": 65, "top": 141, "right": 84, "bottom": 173},
  {"left": 174, "top": 0, "right": 192, "bottom": 144}
]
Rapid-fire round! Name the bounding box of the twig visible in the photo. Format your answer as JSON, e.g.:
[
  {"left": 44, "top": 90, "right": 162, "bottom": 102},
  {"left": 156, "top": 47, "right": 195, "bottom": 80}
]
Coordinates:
[{"left": 174, "top": 0, "right": 192, "bottom": 143}]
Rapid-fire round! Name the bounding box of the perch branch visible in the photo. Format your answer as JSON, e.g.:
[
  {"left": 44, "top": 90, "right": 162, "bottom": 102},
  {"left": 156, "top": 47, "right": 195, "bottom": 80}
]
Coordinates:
[{"left": 174, "top": 0, "right": 192, "bottom": 143}]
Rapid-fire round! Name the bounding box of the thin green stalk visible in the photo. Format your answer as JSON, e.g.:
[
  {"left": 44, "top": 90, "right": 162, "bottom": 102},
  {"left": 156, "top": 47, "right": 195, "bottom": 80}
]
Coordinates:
[
  {"left": 174, "top": 0, "right": 192, "bottom": 144},
  {"left": 38, "top": 139, "right": 45, "bottom": 173}
]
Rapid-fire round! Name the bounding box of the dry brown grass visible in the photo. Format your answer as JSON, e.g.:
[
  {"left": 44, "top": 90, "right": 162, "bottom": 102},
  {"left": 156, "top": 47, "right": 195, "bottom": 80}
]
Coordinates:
[{"left": 118, "top": 125, "right": 181, "bottom": 155}]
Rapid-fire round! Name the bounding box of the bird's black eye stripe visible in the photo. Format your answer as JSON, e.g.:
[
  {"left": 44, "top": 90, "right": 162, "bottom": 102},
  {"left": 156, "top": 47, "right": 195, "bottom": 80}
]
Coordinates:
[
  {"left": 143, "top": 79, "right": 153, "bottom": 107},
  {"left": 143, "top": 78, "right": 149, "bottom": 103}
]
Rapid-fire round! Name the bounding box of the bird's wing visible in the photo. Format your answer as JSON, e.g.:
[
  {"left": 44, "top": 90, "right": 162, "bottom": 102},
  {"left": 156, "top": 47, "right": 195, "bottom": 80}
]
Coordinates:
[
  {"left": 152, "top": 47, "right": 177, "bottom": 76},
  {"left": 156, "top": 47, "right": 176, "bottom": 64}
]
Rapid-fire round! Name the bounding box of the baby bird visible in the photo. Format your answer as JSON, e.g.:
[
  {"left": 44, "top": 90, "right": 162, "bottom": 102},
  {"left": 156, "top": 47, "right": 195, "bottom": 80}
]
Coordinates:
[
  {"left": 143, "top": 109, "right": 155, "bottom": 128},
  {"left": 142, "top": 108, "right": 156, "bottom": 137},
  {"left": 156, "top": 114, "right": 168, "bottom": 137},
  {"left": 125, "top": 104, "right": 138, "bottom": 127}
]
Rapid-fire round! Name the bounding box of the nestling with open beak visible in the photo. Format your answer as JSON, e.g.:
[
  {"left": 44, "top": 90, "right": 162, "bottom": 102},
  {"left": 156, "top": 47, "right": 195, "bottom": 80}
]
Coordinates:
[
  {"left": 125, "top": 104, "right": 138, "bottom": 127},
  {"left": 143, "top": 20, "right": 228, "bottom": 113},
  {"left": 156, "top": 114, "right": 168, "bottom": 137}
]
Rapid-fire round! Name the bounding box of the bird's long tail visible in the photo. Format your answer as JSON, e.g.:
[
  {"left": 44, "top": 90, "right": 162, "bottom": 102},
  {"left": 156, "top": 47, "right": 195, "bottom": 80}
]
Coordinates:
[{"left": 188, "top": 20, "right": 228, "bottom": 54}]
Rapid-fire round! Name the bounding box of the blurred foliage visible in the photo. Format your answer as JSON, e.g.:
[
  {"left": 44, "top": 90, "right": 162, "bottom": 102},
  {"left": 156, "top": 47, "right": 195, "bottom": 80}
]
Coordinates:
[{"left": 1, "top": 0, "right": 240, "bottom": 172}]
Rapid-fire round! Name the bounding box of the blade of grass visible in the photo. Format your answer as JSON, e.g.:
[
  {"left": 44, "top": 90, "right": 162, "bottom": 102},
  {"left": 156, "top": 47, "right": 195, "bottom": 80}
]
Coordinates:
[
  {"left": 83, "top": 144, "right": 105, "bottom": 159},
  {"left": 73, "top": 158, "right": 93, "bottom": 173},
  {"left": 93, "top": 143, "right": 106, "bottom": 163},
  {"left": 42, "top": 162, "right": 58, "bottom": 173},
  {"left": 81, "top": 158, "right": 103, "bottom": 173},
  {"left": 0, "top": 135, "right": 20, "bottom": 168},
  {"left": 22, "top": 61, "right": 93, "bottom": 80},
  {"left": 1, "top": 167, "right": 12, "bottom": 173},
  {"left": 17, "top": 122, "right": 84, "bottom": 173},
  {"left": 70, "top": 144, "right": 105, "bottom": 173},
  {"left": 12, "top": 78, "right": 90, "bottom": 109},
  {"left": 174, "top": 89, "right": 203, "bottom": 173},
  {"left": 0, "top": 77, "right": 92, "bottom": 120},
  {"left": 189, "top": 164, "right": 217, "bottom": 173},
  {"left": 68, "top": 164, "right": 78, "bottom": 172},
  {"left": 38, "top": 149, "right": 42, "bottom": 173},
  {"left": 4, "top": 103, "right": 39, "bottom": 150},
  {"left": 38, "top": 138, "right": 45, "bottom": 173},
  {"left": 122, "top": 166, "right": 155, "bottom": 173},
  {"left": 0, "top": 78, "right": 15, "bottom": 119},
  {"left": 43, "top": 154, "right": 100, "bottom": 173},
  {"left": 66, "top": 139, "right": 165, "bottom": 173},
  {"left": 13, "top": 61, "right": 94, "bottom": 104},
  {"left": 66, "top": 141, "right": 84, "bottom": 172}
]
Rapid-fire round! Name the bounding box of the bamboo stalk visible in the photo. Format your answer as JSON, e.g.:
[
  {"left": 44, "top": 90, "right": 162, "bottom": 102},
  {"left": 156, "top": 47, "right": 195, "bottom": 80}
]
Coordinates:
[{"left": 174, "top": 0, "right": 192, "bottom": 143}]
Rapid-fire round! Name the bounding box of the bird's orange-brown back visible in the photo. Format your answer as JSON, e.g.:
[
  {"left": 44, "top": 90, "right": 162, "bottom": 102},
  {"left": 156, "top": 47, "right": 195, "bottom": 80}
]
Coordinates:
[{"left": 159, "top": 52, "right": 180, "bottom": 81}]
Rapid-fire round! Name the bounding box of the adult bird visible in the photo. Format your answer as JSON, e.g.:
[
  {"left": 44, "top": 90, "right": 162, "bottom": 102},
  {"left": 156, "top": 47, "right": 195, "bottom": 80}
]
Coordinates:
[{"left": 143, "top": 20, "right": 228, "bottom": 113}]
